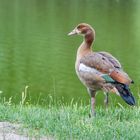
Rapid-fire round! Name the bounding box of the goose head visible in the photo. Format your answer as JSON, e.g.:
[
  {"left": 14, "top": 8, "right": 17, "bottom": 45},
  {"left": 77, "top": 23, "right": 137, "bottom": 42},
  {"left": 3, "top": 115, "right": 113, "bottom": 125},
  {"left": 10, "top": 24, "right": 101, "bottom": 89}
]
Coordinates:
[{"left": 68, "top": 23, "right": 95, "bottom": 36}]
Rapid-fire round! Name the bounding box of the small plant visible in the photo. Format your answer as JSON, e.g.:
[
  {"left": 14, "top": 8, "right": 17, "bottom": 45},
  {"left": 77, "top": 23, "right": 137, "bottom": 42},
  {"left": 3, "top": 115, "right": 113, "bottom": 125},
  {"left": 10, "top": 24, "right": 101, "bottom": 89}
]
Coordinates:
[
  {"left": 3, "top": 97, "right": 12, "bottom": 106},
  {"left": 20, "top": 85, "right": 29, "bottom": 107}
]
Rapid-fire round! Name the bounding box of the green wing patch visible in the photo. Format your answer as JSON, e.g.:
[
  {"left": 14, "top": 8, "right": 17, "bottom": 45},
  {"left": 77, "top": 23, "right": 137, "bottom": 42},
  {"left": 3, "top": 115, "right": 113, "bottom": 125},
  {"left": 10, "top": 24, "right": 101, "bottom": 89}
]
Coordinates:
[{"left": 101, "top": 74, "right": 115, "bottom": 83}]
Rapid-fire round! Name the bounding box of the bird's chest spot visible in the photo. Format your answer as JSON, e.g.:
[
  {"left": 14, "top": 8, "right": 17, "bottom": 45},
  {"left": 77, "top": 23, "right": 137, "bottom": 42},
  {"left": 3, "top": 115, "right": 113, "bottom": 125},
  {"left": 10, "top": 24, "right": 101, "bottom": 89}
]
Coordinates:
[
  {"left": 76, "top": 63, "right": 102, "bottom": 84},
  {"left": 78, "top": 63, "right": 101, "bottom": 75}
]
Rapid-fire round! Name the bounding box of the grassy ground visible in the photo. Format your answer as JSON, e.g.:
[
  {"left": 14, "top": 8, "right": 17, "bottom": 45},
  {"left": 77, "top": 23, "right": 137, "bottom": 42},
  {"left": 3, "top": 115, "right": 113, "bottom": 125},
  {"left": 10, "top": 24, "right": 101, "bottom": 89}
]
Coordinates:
[{"left": 0, "top": 98, "right": 140, "bottom": 140}]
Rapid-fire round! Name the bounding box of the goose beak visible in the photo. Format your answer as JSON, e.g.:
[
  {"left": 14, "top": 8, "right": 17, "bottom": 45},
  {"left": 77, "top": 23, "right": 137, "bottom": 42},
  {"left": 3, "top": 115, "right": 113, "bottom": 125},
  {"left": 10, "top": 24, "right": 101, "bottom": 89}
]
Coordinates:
[{"left": 68, "top": 28, "right": 80, "bottom": 36}]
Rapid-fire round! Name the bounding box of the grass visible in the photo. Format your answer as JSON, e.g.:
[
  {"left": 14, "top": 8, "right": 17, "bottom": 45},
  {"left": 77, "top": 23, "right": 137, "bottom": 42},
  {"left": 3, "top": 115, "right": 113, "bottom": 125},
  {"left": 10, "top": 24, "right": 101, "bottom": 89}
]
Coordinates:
[
  {"left": 0, "top": 97, "right": 140, "bottom": 140},
  {"left": 0, "top": 86, "right": 139, "bottom": 139}
]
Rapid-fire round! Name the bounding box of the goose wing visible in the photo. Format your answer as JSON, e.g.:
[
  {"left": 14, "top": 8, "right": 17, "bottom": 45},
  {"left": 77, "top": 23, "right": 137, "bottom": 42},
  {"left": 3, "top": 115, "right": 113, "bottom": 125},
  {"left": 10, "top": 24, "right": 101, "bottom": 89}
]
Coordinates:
[{"left": 80, "top": 52, "right": 132, "bottom": 85}]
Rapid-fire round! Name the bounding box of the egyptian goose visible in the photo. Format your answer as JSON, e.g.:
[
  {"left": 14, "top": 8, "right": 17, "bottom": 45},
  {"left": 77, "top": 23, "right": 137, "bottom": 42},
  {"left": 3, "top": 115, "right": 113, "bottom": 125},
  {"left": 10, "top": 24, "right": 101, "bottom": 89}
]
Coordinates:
[{"left": 68, "top": 23, "right": 135, "bottom": 116}]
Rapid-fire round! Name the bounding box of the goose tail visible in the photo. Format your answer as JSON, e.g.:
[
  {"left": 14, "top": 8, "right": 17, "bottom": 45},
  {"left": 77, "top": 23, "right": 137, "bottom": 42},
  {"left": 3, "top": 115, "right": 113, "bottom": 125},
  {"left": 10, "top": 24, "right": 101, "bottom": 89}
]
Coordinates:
[{"left": 115, "top": 83, "right": 135, "bottom": 106}]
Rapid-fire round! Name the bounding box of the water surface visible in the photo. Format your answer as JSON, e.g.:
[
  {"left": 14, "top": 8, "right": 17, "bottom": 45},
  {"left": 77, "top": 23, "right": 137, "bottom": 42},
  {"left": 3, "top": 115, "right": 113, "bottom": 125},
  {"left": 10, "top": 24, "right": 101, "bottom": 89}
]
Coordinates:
[{"left": 0, "top": 0, "right": 140, "bottom": 105}]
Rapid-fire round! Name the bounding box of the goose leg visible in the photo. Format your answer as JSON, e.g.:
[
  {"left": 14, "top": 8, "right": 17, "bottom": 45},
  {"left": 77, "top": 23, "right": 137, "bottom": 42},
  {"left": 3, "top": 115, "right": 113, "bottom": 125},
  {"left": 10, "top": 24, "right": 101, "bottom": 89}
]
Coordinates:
[
  {"left": 104, "top": 92, "right": 109, "bottom": 107},
  {"left": 87, "top": 88, "right": 96, "bottom": 116}
]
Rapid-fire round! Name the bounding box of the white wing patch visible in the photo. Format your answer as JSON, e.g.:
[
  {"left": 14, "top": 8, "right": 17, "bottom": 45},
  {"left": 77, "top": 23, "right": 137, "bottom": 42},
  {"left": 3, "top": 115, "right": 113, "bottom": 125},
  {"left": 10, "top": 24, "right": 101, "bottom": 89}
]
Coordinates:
[{"left": 79, "top": 63, "right": 102, "bottom": 75}]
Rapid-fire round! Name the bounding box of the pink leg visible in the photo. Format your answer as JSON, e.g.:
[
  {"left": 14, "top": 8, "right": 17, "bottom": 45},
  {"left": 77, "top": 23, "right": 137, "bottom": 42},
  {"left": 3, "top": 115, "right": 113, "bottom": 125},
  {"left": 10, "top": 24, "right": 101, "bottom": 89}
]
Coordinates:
[
  {"left": 91, "top": 96, "right": 96, "bottom": 116},
  {"left": 104, "top": 92, "right": 109, "bottom": 108},
  {"left": 87, "top": 88, "right": 96, "bottom": 116}
]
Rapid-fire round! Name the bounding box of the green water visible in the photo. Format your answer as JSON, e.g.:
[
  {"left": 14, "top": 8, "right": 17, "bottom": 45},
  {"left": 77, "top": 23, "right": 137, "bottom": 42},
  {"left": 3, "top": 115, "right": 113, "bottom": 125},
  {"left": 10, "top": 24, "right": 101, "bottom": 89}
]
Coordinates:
[{"left": 0, "top": 0, "right": 140, "bottom": 105}]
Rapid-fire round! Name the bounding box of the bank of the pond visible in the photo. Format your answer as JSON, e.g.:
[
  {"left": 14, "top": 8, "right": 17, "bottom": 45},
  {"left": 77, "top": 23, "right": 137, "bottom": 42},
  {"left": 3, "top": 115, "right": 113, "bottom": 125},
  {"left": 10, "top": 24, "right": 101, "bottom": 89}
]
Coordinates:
[{"left": 0, "top": 103, "right": 140, "bottom": 140}]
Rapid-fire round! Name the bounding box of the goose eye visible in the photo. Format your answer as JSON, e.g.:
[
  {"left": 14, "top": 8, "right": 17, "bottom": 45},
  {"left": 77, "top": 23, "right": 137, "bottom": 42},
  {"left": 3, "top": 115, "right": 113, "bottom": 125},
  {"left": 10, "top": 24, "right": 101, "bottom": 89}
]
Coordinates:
[{"left": 77, "top": 25, "right": 85, "bottom": 30}]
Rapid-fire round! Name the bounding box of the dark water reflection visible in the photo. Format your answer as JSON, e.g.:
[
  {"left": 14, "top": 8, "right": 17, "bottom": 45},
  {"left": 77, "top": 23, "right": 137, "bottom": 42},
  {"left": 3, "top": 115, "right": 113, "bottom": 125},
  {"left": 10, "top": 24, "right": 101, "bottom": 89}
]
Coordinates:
[{"left": 0, "top": 0, "right": 140, "bottom": 105}]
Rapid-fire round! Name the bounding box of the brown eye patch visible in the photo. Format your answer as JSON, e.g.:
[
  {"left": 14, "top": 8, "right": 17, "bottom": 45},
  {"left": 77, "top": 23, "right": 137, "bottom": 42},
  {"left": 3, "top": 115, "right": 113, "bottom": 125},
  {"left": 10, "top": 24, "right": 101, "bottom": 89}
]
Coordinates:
[
  {"left": 77, "top": 24, "right": 86, "bottom": 29},
  {"left": 81, "top": 28, "right": 88, "bottom": 34}
]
